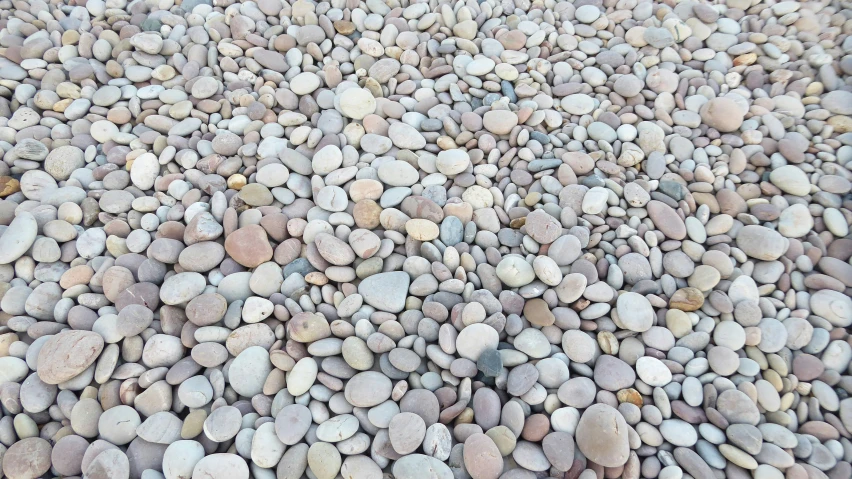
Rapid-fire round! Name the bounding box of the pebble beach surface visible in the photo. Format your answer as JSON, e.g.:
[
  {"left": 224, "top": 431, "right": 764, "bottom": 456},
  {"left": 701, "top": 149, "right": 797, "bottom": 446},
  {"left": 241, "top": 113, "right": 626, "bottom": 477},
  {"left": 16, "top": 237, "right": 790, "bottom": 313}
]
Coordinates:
[{"left": 0, "top": 1, "right": 850, "bottom": 479}]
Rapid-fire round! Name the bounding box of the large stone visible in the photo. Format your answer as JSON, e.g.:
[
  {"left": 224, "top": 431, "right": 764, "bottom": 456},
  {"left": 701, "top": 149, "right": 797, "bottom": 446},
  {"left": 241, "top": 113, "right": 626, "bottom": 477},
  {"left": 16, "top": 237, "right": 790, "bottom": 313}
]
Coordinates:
[
  {"left": 810, "top": 290, "right": 852, "bottom": 327},
  {"left": 736, "top": 225, "right": 788, "bottom": 260},
  {"left": 344, "top": 372, "right": 392, "bottom": 407},
  {"left": 616, "top": 292, "right": 655, "bottom": 332},
  {"left": 575, "top": 404, "right": 630, "bottom": 467},
  {"left": 0, "top": 212, "right": 38, "bottom": 264},
  {"left": 699, "top": 97, "right": 744, "bottom": 132},
  {"left": 37, "top": 330, "right": 105, "bottom": 384},
  {"left": 358, "top": 272, "right": 409, "bottom": 313},
  {"left": 224, "top": 225, "right": 274, "bottom": 268}
]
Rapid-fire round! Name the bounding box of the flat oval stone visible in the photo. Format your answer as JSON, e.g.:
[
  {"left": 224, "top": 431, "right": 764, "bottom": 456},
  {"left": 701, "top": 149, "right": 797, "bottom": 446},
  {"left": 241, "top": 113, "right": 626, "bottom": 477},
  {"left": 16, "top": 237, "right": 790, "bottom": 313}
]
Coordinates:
[
  {"left": 647, "top": 200, "right": 686, "bottom": 240},
  {"left": 2, "top": 437, "right": 52, "bottom": 479},
  {"left": 464, "top": 433, "right": 504, "bottom": 479},
  {"left": 594, "top": 355, "right": 636, "bottom": 391},
  {"left": 345, "top": 371, "right": 392, "bottom": 407},
  {"left": 37, "top": 330, "right": 105, "bottom": 384},
  {"left": 316, "top": 414, "right": 360, "bottom": 443},
  {"left": 456, "top": 324, "right": 499, "bottom": 361},
  {"left": 228, "top": 346, "right": 272, "bottom": 397},
  {"left": 275, "top": 404, "right": 313, "bottom": 445},
  {"left": 341, "top": 455, "right": 383, "bottom": 479},
  {"left": 392, "top": 454, "right": 453, "bottom": 479},
  {"left": 736, "top": 225, "right": 788, "bottom": 260},
  {"left": 191, "top": 454, "right": 249, "bottom": 479},
  {"left": 0, "top": 212, "right": 38, "bottom": 264},
  {"left": 389, "top": 412, "right": 426, "bottom": 454},
  {"left": 203, "top": 406, "right": 242, "bottom": 442},
  {"left": 575, "top": 404, "right": 630, "bottom": 467}
]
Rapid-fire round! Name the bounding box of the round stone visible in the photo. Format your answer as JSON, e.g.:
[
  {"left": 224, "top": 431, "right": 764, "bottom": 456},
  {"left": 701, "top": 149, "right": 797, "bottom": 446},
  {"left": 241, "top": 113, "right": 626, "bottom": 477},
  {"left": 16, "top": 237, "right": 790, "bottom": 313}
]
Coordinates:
[
  {"left": 344, "top": 372, "right": 392, "bottom": 407},
  {"left": 456, "top": 324, "right": 499, "bottom": 361},
  {"left": 389, "top": 412, "right": 426, "bottom": 455},
  {"left": 575, "top": 404, "right": 630, "bottom": 467},
  {"left": 699, "top": 97, "right": 744, "bottom": 132},
  {"left": 464, "top": 433, "right": 504, "bottom": 479}
]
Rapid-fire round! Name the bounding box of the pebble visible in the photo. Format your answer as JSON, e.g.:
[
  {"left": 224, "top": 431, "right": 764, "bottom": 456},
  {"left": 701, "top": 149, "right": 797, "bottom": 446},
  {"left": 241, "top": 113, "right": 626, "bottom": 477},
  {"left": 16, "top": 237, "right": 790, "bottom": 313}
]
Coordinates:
[
  {"left": 464, "top": 433, "right": 503, "bottom": 479},
  {"left": 576, "top": 404, "right": 630, "bottom": 467},
  {"left": 617, "top": 292, "right": 655, "bottom": 332},
  {"left": 389, "top": 412, "right": 426, "bottom": 455},
  {"left": 2, "top": 437, "right": 52, "bottom": 479},
  {"left": 769, "top": 165, "right": 811, "bottom": 196},
  {"left": 699, "top": 97, "right": 745, "bottom": 132},
  {"left": 37, "top": 330, "right": 104, "bottom": 384}
]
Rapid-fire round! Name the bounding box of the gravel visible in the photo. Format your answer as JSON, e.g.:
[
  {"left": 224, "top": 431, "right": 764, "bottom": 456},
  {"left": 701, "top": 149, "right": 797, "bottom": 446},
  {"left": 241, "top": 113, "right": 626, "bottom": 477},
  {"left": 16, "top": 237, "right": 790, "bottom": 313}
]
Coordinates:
[{"left": 0, "top": 1, "right": 850, "bottom": 479}]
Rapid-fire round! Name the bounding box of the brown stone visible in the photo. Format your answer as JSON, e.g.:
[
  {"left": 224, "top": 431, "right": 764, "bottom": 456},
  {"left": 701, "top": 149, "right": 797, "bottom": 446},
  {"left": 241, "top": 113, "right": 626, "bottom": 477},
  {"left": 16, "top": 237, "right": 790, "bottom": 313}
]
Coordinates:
[
  {"left": 353, "top": 200, "right": 382, "bottom": 229},
  {"left": 334, "top": 21, "right": 355, "bottom": 35},
  {"left": 463, "top": 433, "right": 504, "bottom": 479},
  {"left": 616, "top": 388, "right": 644, "bottom": 407},
  {"left": 224, "top": 224, "right": 273, "bottom": 268},
  {"left": 792, "top": 354, "right": 824, "bottom": 381},
  {"left": 2, "top": 437, "right": 52, "bottom": 479},
  {"left": 523, "top": 299, "right": 555, "bottom": 326},
  {"left": 0, "top": 176, "right": 20, "bottom": 197},
  {"left": 647, "top": 200, "right": 686, "bottom": 240},
  {"left": 524, "top": 210, "right": 561, "bottom": 244},
  {"left": 521, "top": 414, "right": 550, "bottom": 442},
  {"left": 670, "top": 287, "right": 704, "bottom": 311}
]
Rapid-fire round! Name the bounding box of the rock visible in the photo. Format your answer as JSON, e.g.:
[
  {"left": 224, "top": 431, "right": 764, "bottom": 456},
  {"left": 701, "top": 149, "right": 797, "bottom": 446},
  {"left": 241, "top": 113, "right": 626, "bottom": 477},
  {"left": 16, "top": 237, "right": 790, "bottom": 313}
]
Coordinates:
[
  {"left": 822, "top": 90, "right": 852, "bottom": 115},
  {"left": 339, "top": 88, "right": 376, "bottom": 119},
  {"left": 316, "top": 414, "right": 360, "bottom": 443},
  {"left": 636, "top": 356, "right": 673, "bottom": 386},
  {"left": 37, "top": 330, "right": 104, "bottom": 384},
  {"left": 224, "top": 225, "right": 273, "bottom": 268},
  {"left": 0, "top": 212, "right": 38, "bottom": 264},
  {"left": 575, "top": 404, "right": 630, "bottom": 467},
  {"left": 769, "top": 165, "right": 811, "bottom": 196},
  {"left": 496, "top": 256, "right": 535, "bottom": 287},
  {"left": 482, "top": 110, "right": 518, "bottom": 135},
  {"left": 810, "top": 290, "right": 852, "bottom": 327},
  {"left": 389, "top": 412, "right": 426, "bottom": 454},
  {"left": 191, "top": 454, "right": 249, "bottom": 479},
  {"left": 736, "top": 225, "right": 788, "bottom": 260},
  {"left": 616, "top": 292, "right": 654, "bottom": 332},
  {"left": 525, "top": 210, "right": 561, "bottom": 244},
  {"left": 699, "top": 97, "right": 744, "bottom": 132},
  {"left": 464, "top": 434, "right": 504, "bottom": 479},
  {"left": 778, "top": 204, "right": 813, "bottom": 237},
  {"left": 647, "top": 200, "right": 686, "bottom": 240},
  {"left": 358, "top": 272, "right": 409, "bottom": 313},
  {"left": 160, "top": 272, "right": 206, "bottom": 305},
  {"left": 308, "top": 442, "right": 341, "bottom": 479},
  {"left": 436, "top": 150, "right": 470, "bottom": 176},
  {"left": 716, "top": 389, "right": 760, "bottom": 425},
  {"left": 98, "top": 405, "right": 141, "bottom": 445},
  {"left": 275, "top": 404, "right": 313, "bottom": 445},
  {"left": 228, "top": 346, "right": 272, "bottom": 397},
  {"left": 345, "top": 372, "right": 392, "bottom": 407},
  {"left": 456, "top": 324, "right": 499, "bottom": 361},
  {"left": 2, "top": 437, "right": 52, "bottom": 479},
  {"left": 163, "top": 440, "right": 206, "bottom": 479},
  {"left": 594, "top": 355, "right": 636, "bottom": 391},
  {"left": 542, "top": 432, "right": 575, "bottom": 471},
  {"left": 392, "top": 454, "right": 453, "bottom": 479}
]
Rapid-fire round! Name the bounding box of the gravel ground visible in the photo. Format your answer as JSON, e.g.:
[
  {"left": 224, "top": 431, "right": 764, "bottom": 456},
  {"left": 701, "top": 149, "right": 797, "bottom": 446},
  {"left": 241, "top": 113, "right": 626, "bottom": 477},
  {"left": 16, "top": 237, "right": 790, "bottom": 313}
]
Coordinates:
[{"left": 0, "top": 1, "right": 850, "bottom": 479}]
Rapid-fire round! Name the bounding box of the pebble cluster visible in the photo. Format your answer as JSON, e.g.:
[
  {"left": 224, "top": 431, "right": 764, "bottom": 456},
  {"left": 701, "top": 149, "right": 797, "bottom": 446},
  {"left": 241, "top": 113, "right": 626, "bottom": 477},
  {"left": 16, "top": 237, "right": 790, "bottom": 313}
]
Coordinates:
[{"left": 0, "top": 0, "right": 850, "bottom": 479}]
